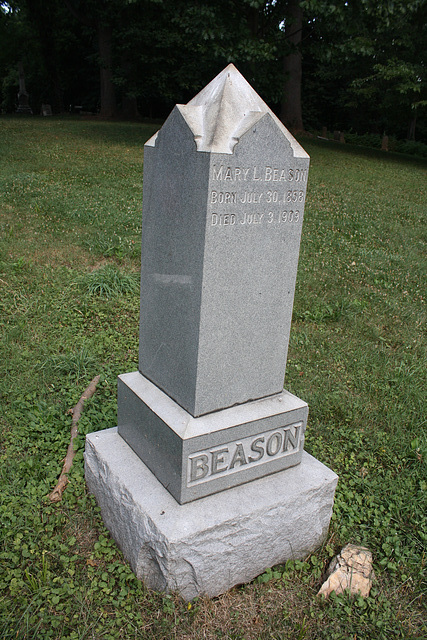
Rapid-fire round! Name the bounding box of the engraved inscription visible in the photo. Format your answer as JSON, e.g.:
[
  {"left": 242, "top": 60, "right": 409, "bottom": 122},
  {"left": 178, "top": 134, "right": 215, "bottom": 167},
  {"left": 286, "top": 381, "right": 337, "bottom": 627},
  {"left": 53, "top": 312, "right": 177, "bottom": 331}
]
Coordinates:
[
  {"left": 240, "top": 212, "right": 264, "bottom": 225},
  {"left": 211, "top": 210, "right": 301, "bottom": 226},
  {"left": 211, "top": 191, "right": 237, "bottom": 204},
  {"left": 211, "top": 190, "right": 304, "bottom": 208},
  {"left": 212, "top": 165, "right": 308, "bottom": 183},
  {"left": 210, "top": 164, "right": 307, "bottom": 230},
  {"left": 187, "top": 422, "right": 303, "bottom": 485},
  {"left": 211, "top": 213, "right": 236, "bottom": 226},
  {"left": 240, "top": 192, "right": 263, "bottom": 203},
  {"left": 266, "top": 210, "right": 300, "bottom": 223}
]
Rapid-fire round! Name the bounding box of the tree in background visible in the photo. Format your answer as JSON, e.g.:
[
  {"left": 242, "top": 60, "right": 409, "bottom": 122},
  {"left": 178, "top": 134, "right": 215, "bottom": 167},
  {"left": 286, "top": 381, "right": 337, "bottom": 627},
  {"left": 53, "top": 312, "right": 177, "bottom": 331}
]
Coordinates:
[
  {"left": 346, "top": 0, "right": 427, "bottom": 140},
  {"left": 281, "top": 0, "right": 304, "bottom": 130},
  {"left": 300, "top": 0, "right": 426, "bottom": 139},
  {"left": 0, "top": 0, "right": 425, "bottom": 142},
  {"left": 0, "top": 0, "right": 96, "bottom": 114}
]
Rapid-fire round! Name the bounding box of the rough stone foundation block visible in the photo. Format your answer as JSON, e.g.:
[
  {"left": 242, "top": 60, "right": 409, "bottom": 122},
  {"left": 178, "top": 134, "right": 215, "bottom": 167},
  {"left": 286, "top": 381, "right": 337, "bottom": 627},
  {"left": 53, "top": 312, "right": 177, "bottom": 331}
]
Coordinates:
[
  {"left": 85, "top": 427, "right": 338, "bottom": 601},
  {"left": 117, "top": 371, "right": 308, "bottom": 504}
]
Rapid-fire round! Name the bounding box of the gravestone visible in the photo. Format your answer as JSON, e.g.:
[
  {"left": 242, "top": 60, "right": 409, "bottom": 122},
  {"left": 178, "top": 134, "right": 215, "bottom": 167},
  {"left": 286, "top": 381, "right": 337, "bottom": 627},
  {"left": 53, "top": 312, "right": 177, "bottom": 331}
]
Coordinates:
[
  {"left": 16, "top": 62, "right": 32, "bottom": 115},
  {"left": 85, "top": 65, "right": 337, "bottom": 599},
  {"left": 41, "top": 104, "right": 52, "bottom": 116}
]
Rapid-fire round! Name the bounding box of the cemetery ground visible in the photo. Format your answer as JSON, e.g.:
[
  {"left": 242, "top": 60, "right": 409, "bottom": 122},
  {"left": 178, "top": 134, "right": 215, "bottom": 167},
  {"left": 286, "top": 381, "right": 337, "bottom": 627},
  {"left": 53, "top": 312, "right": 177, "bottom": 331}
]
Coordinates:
[{"left": 0, "top": 117, "right": 425, "bottom": 640}]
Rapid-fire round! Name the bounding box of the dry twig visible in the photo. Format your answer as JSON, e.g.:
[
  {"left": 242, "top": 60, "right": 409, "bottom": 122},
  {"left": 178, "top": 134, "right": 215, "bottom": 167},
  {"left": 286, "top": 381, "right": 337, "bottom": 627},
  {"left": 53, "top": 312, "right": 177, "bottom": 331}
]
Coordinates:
[{"left": 49, "top": 375, "right": 100, "bottom": 503}]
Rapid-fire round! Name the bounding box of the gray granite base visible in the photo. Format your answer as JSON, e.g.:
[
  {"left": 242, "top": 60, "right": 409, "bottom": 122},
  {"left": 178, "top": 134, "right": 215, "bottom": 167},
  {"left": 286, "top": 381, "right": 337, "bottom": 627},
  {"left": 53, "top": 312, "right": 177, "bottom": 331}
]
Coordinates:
[
  {"left": 85, "top": 427, "right": 338, "bottom": 600},
  {"left": 118, "top": 371, "right": 308, "bottom": 504}
]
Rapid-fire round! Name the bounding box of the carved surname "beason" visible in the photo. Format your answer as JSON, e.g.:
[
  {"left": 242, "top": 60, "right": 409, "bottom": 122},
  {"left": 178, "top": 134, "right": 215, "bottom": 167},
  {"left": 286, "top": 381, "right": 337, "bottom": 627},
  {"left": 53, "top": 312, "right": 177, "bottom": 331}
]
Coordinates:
[
  {"left": 187, "top": 422, "right": 303, "bottom": 485},
  {"left": 212, "top": 165, "right": 308, "bottom": 183}
]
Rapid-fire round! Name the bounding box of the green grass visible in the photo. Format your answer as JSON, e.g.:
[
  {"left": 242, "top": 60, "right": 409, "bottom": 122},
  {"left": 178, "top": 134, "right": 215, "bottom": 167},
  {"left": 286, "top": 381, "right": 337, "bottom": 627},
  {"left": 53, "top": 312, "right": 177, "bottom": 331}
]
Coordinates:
[{"left": 0, "top": 117, "right": 426, "bottom": 639}]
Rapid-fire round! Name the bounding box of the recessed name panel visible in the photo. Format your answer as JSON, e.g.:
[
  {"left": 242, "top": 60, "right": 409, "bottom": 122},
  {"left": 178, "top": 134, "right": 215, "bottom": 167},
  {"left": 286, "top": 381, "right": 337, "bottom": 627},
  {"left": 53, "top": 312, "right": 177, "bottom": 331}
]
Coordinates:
[{"left": 188, "top": 422, "right": 303, "bottom": 486}]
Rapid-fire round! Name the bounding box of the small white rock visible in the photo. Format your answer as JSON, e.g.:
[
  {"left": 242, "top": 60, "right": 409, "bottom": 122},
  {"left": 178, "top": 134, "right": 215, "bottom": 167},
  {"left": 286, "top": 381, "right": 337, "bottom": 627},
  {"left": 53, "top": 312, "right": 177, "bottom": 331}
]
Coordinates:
[{"left": 318, "top": 544, "right": 374, "bottom": 598}]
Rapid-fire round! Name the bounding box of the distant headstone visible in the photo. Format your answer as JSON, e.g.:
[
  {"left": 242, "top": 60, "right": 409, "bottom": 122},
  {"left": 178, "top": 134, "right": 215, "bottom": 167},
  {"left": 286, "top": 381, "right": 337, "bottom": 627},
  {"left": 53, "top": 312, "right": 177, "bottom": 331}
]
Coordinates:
[
  {"left": 334, "top": 130, "right": 340, "bottom": 141},
  {"left": 16, "top": 62, "right": 32, "bottom": 115},
  {"left": 340, "top": 132, "right": 345, "bottom": 144},
  {"left": 381, "top": 135, "right": 389, "bottom": 151},
  {"left": 85, "top": 65, "right": 337, "bottom": 599},
  {"left": 41, "top": 104, "right": 52, "bottom": 116},
  {"left": 322, "top": 126, "right": 328, "bottom": 138}
]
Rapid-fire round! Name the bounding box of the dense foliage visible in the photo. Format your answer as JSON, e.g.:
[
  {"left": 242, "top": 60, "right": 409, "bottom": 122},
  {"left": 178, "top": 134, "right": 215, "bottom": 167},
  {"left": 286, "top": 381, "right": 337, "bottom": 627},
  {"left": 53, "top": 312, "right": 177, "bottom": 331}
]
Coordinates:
[{"left": 1, "top": 0, "right": 426, "bottom": 140}]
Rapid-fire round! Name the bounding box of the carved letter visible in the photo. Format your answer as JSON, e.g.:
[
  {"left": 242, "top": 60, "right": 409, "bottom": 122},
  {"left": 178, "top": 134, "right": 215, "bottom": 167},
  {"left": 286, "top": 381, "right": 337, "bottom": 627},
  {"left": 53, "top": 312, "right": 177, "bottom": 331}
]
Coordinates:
[
  {"left": 266, "top": 432, "right": 283, "bottom": 456},
  {"left": 229, "top": 443, "right": 247, "bottom": 469},
  {"left": 248, "top": 437, "right": 265, "bottom": 462},
  {"left": 213, "top": 165, "right": 223, "bottom": 181},
  {"left": 283, "top": 425, "right": 301, "bottom": 451},
  {"left": 190, "top": 454, "right": 209, "bottom": 482},
  {"left": 211, "top": 448, "right": 229, "bottom": 475}
]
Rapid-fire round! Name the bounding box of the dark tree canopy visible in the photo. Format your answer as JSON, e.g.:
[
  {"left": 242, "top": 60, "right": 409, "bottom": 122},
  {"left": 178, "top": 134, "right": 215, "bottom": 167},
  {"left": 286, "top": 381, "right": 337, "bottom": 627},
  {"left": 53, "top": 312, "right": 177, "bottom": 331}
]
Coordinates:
[{"left": 1, "top": 0, "right": 425, "bottom": 141}]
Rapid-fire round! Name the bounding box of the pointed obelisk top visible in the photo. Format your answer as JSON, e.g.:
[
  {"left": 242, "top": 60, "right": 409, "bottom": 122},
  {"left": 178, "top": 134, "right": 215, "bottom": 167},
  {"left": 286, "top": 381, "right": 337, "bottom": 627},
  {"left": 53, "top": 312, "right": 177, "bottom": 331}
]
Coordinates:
[
  {"left": 146, "top": 64, "right": 308, "bottom": 157},
  {"left": 188, "top": 64, "right": 265, "bottom": 117}
]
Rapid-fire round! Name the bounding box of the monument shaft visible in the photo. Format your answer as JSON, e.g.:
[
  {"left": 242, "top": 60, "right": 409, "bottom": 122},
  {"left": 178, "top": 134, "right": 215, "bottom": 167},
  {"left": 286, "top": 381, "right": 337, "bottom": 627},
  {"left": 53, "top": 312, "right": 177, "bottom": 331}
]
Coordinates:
[{"left": 139, "top": 73, "right": 309, "bottom": 418}]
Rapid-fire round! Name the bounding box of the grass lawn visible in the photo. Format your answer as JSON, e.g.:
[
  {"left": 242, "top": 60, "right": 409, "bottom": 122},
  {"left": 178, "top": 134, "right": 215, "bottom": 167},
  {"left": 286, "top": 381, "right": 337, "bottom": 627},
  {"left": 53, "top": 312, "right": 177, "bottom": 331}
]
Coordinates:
[{"left": 0, "top": 116, "right": 426, "bottom": 639}]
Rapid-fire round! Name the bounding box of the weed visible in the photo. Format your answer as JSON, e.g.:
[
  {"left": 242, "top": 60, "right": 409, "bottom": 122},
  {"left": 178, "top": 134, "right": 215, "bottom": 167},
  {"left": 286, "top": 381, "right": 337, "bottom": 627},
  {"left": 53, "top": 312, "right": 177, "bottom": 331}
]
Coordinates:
[
  {"left": 40, "top": 345, "right": 97, "bottom": 383},
  {"left": 78, "top": 264, "right": 139, "bottom": 298}
]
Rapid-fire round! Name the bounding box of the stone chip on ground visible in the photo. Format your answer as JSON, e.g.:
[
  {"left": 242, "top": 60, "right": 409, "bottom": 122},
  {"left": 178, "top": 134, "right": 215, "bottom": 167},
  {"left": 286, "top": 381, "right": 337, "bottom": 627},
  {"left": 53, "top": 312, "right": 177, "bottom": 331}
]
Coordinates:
[{"left": 318, "top": 544, "right": 374, "bottom": 598}]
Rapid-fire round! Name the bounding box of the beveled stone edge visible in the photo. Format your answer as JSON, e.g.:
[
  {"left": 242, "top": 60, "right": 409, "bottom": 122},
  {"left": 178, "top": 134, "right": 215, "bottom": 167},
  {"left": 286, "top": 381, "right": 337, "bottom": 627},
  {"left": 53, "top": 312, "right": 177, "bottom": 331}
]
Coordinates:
[{"left": 119, "top": 371, "right": 308, "bottom": 440}]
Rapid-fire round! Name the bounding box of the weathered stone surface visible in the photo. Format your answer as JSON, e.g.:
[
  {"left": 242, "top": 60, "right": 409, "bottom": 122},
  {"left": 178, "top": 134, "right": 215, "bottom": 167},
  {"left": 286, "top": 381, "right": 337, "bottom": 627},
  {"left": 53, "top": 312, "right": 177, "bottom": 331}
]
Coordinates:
[
  {"left": 117, "top": 371, "right": 308, "bottom": 503},
  {"left": 139, "top": 64, "right": 310, "bottom": 417},
  {"left": 85, "top": 427, "right": 338, "bottom": 601},
  {"left": 318, "top": 544, "right": 374, "bottom": 598}
]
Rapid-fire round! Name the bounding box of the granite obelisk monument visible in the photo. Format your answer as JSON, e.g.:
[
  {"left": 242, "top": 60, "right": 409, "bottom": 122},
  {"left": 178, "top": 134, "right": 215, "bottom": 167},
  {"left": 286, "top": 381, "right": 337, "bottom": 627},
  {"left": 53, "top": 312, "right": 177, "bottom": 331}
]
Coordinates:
[{"left": 85, "top": 65, "right": 337, "bottom": 600}]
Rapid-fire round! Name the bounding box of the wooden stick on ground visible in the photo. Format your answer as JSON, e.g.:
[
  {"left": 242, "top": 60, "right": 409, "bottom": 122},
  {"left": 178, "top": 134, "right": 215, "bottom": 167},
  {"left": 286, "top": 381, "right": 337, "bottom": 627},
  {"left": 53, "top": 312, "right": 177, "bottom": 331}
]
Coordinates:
[{"left": 49, "top": 375, "right": 101, "bottom": 503}]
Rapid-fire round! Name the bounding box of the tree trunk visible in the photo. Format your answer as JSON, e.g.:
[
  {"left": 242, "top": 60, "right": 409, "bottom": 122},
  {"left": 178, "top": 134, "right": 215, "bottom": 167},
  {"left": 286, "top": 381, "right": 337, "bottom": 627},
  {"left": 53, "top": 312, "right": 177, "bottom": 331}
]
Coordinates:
[
  {"left": 25, "top": 0, "right": 65, "bottom": 113},
  {"left": 98, "top": 22, "right": 117, "bottom": 117},
  {"left": 280, "top": 0, "right": 303, "bottom": 132},
  {"left": 407, "top": 113, "right": 417, "bottom": 140},
  {"left": 122, "top": 95, "right": 139, "bottom": 119}
]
